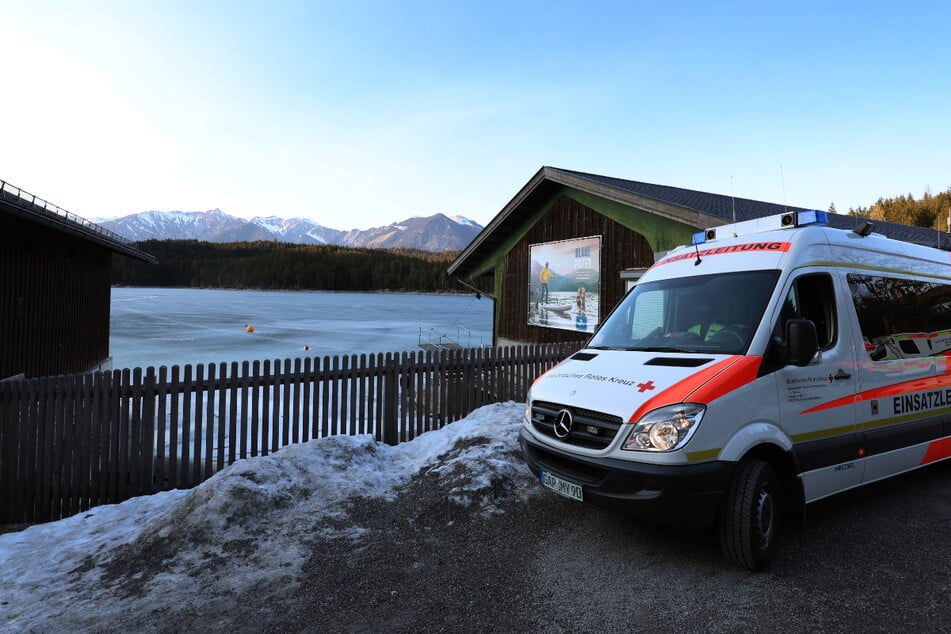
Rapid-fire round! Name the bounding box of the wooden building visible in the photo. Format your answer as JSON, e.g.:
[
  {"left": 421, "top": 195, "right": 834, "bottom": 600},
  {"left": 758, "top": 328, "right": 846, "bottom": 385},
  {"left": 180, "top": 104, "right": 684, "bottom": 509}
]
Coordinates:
[
  {"left": 0, "top": 180, "right": 156, "bottom": 379},
  {"left": 449, "top": 166, "right": 947, "bottom": 347}
]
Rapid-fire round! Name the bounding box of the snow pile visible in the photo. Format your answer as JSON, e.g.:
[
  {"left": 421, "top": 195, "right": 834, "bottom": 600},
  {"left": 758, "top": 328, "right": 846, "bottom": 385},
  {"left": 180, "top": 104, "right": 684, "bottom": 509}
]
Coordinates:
[{"left": 0, "top": 402, "right": 530, "bottom": 631}]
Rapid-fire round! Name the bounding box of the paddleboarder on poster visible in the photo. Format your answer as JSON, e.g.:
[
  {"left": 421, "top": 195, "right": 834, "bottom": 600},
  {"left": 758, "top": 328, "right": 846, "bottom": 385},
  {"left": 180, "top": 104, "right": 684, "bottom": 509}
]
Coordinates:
[
  {"left": 540, "top": 262, "right": 555, "bottom": 303},
  {"left": 529, "top": 236, "right": 601, "bottom": 334}
]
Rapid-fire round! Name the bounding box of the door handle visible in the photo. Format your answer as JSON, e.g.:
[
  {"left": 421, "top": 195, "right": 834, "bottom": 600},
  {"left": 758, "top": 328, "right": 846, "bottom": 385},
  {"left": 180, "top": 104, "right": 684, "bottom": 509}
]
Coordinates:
[{"left": 833, "top": 370, "right": 852, "bottom": 380}]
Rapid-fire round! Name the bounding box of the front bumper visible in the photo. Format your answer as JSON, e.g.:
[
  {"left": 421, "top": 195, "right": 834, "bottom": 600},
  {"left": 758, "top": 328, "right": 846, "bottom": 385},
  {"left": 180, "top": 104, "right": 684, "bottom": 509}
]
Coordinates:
[{"left": 519, "top": 426, "right": 733, "bottom": 527}]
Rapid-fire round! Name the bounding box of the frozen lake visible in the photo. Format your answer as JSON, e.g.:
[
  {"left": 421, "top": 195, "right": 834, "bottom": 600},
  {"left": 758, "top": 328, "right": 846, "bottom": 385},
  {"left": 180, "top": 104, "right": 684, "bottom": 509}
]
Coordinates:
[{"left": 110, "top": 288, "right": 493, "bottom": 371}]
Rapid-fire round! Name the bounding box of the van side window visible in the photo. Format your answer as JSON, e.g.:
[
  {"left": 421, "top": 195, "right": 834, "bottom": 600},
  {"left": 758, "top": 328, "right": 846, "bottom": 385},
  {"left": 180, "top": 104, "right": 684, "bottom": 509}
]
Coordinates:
[
  {"left": 847, "top": 273, "right": 951, "bottom": 360},
  {"left": 778, "top": 274, "right": 837, "bottom": 349}
]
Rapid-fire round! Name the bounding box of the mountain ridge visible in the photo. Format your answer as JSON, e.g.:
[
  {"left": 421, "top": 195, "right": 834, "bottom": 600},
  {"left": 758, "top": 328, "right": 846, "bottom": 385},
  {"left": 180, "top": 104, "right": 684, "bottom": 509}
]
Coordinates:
[{"left": 95, "top": 210, "right": 483, "bottom": 252}]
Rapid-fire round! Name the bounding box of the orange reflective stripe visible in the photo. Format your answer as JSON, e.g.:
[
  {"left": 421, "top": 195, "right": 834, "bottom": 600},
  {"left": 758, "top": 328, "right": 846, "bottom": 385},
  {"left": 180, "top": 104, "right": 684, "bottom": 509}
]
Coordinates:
[
  {"left": 654, "top": 242, "right": 792, "bottom": 267},
  {"left": 800, "top": 372, "right": 951, "bottom": 415},
  {"left": 627, "top": 356, "right": 762, "bottom": 423},
  {"left": 922, "top": 439, "right": 951, "bottom": 465},
  {"left": 688, "top": 356, "right": 763, "bottom": 404}
]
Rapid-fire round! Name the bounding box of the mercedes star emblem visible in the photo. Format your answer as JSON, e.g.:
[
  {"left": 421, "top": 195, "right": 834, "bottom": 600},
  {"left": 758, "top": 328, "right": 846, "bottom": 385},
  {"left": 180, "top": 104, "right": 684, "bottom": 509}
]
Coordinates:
[{"left": 553, "top": 409, "right": 574, "bottom": 439}]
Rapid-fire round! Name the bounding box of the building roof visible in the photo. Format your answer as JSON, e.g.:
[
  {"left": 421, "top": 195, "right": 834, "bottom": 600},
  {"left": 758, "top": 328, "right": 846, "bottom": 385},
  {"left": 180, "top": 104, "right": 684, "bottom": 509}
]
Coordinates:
[
  {"left": 449, "top": 166, "right": 950, "bottom": 278},
  {"left": 1, "top": 179, "right": 157, "bottom": 264},
  {"left": 554, "top": 168, "right": 807, "bottom": 222}
]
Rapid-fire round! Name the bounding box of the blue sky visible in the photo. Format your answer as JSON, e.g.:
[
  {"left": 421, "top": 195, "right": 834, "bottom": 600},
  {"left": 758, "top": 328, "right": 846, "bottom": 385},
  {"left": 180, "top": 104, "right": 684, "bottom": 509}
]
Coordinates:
[{"left": 1, "top": 0, "right": 948, "bottom": 229}]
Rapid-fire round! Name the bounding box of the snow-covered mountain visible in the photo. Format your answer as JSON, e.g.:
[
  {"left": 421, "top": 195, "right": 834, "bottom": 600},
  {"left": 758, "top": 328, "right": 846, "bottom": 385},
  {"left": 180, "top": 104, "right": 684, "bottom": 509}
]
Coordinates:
[
  {"left": 247, "top": 216, "right": 346, "bottom": 245},
  {"left": 95, "top": 210, "right": 483, "bottom": 252},
  {"left": 98, "top": 209, "right": 248, "bottom": 242},
  {"left": 341, "top": 214, "right": 483, "bottom": 251}
]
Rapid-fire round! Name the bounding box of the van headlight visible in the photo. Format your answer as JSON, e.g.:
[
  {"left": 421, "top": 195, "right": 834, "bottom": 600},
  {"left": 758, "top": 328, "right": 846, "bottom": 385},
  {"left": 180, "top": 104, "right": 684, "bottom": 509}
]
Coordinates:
[{"left": 622, "top": 404, "right": 705, "bottom": 452}]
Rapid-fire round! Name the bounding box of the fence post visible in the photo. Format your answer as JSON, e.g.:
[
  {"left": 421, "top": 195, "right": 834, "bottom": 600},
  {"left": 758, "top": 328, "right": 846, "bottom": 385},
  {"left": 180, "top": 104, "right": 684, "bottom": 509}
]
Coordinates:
[
  {"left": 373, "top": 353, "right": 384, "bottom": 441},
  {"left": 156, "top": 366, "right": 168, "bottom": 490},
  {"left": 169, "top": 365, "right": 181, "bottom": 489},
  {"left": 382, "top": 353, "right": 399, "bottom": 446},
  {"left": 142, "top": 367, "right": 156, "bottom": 494},
  {"left": 127, "top": 367, "right": 142, "bottom": 495}
]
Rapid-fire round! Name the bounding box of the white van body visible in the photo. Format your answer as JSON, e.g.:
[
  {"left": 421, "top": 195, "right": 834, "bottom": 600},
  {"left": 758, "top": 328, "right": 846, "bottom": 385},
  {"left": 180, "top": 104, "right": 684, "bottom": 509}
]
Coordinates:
[{"left": 519, "top": 210, "right": 951, "bottom": 569}]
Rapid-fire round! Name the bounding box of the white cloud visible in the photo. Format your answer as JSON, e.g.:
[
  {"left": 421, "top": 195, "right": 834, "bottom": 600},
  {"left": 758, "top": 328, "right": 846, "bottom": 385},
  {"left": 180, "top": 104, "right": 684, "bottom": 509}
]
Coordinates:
[{"left": 0, "top": 30, "right": 188, "bottom": 218}]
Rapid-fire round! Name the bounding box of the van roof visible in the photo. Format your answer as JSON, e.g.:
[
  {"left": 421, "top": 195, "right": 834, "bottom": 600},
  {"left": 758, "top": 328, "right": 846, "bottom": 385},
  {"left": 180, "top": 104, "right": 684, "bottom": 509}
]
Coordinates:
[{"left": 647, "top": 211, "right": 951, "bottom": 281}]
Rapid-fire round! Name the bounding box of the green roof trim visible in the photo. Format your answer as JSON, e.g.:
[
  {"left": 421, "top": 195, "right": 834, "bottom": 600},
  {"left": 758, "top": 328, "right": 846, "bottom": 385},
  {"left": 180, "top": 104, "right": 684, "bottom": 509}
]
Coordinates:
[
  {"left": 563, "top": 189, "right": 697, "bottom": 253},
  {"left": 460, "top": 191, "right": 561, "bottom": 279},
  {"left": 458, "top": 184, "right": 700, "bottom": 281}
]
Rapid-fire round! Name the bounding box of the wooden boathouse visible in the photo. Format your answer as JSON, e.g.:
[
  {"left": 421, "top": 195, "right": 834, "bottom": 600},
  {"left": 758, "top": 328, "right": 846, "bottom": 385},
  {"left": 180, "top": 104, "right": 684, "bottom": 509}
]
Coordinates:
[{"left": 0, "top": 179, "right": 156, "bottom": 379}]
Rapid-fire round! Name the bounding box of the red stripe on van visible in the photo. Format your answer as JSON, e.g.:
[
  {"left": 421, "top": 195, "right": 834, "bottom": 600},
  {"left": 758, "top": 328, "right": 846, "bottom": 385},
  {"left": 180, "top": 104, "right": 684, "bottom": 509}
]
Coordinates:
[
  {"left": 627, "top": 356, "right": 762, "bottom": 423},
  {"left": 653, "top": 242, "right": 792, "bottom": 267},
  {"left": 688, "top": 356, "right": 763, "bottom": 404},
  {"left": 921, "top": 439, "right": 951, "bottom": 465},
  {"left": 800, "top": 372, "right": 951, "bottom": 415}
]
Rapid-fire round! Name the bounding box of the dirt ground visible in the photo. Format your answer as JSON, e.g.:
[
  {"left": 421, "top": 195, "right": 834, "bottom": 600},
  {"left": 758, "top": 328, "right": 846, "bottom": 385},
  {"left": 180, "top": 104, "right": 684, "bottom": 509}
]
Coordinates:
[
  {"left": 7, "top": 450, "right": 951, "bottom": 633},
  {"left": 267, "top": 458, "right": 951, "bottom": 633}
]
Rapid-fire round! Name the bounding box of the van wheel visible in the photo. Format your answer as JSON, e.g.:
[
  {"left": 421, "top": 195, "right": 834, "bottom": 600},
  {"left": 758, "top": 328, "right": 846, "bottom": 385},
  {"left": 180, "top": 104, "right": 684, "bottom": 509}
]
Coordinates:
[{"left": 719, "top": 459, "right": 780, "bottom": 570}]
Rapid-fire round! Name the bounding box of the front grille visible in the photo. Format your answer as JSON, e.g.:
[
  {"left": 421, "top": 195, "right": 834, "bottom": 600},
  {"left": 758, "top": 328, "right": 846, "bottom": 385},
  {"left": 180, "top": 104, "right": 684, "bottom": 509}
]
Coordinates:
[
  {"left": 530, "top": 401, "right": 624, "bottom": 450},
  {"left": 524, "top": 443, "right": 608, "bottom": 484}
]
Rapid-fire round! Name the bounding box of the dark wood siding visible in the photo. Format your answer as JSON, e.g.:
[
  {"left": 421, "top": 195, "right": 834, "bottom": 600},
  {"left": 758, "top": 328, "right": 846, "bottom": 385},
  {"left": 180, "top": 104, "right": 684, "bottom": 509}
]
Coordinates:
[
  {"left": 1, "top": 214, "right": 112, "bottom": 378},
  {"left": 498, "top": 194, "right": 654, "bottom": 344}
]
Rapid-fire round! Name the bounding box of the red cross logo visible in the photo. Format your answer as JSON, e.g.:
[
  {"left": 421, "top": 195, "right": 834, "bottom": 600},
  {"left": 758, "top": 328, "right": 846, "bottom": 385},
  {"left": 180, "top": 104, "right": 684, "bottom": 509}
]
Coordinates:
[{"left": 637, "top": 380, "right": 655, "bottom": 393}]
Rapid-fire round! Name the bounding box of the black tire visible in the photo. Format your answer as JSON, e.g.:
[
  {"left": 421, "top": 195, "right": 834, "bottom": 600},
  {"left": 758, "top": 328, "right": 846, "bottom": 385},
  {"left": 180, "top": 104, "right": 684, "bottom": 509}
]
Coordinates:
[{"left": 719, "top": 459, "right": 780, "bottom": 570}]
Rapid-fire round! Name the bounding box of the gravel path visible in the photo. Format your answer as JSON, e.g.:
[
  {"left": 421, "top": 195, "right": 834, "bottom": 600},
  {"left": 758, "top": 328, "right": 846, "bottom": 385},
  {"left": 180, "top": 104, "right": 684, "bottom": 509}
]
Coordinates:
[
  {"left": 8, "top": 438, "right": 951, "bottom": 632},
  {"left": 263, "top": 458, "right": 951, "bottom": 633},
  {"left": 146, "top": 453, "right": 951, "bottom": 633}
]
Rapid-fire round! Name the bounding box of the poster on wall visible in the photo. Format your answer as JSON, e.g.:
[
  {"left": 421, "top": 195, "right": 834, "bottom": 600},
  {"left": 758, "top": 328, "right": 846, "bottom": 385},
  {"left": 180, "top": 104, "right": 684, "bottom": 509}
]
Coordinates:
[{"left": 528, "top": 235, "right": 601, "bottom": 334}]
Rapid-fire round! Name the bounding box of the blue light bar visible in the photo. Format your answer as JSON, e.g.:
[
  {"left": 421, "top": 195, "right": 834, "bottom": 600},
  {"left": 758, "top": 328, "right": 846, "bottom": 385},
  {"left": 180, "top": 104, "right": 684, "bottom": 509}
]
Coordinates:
[
  {"left": 692, "top": 231, "right": 706, "bottom": 245},
  {"left": 796, "top": 210, "right": 829, "bottom": 226}
]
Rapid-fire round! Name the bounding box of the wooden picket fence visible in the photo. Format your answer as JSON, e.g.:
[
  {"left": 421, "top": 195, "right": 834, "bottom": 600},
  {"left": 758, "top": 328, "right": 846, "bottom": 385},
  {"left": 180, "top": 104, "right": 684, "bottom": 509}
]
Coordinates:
[{"left": 0, "top": 342, "right": 578, "bottom": 524}]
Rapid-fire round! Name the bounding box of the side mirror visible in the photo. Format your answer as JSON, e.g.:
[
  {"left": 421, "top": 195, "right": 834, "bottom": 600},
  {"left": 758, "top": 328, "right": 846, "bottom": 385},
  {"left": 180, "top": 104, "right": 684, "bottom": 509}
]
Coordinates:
[{"left": 787, "top": 319, "right": 819, "bottom": 366}]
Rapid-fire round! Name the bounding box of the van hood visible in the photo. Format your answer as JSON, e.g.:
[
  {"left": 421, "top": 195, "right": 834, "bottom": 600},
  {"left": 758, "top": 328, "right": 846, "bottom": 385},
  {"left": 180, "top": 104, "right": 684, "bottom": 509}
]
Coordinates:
[{"left": 531, "top": 349, "right": 758, "bottom": 423}]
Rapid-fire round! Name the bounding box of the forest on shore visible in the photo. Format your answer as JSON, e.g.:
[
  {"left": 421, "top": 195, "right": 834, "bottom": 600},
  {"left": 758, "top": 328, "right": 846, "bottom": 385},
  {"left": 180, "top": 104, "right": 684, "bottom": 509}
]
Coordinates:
[
  {"left": 116, "top": 186, "right": 951, "bottom": 293},
  {"left": 844, "top": 186, "right": 951, "bottom": 229},
  {"left": 113, "top": 240, "right": 465, "bottom": 292}
]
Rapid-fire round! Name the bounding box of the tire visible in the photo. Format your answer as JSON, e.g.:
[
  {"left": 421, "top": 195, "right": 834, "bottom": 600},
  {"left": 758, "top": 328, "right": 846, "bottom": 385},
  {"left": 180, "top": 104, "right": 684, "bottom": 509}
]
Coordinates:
[{"left": 719, "top": 459, "right": 780, "bottom": 570}]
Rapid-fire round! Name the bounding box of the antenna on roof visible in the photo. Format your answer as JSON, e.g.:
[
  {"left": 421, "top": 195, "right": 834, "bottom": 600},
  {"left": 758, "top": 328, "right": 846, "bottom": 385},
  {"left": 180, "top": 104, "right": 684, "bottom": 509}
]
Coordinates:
[
  {"left": 780, "top": 164, "right": 787, "bottom": 213},
  {"left": 730, "top": 174, "right": 737, "bottom": 235}
]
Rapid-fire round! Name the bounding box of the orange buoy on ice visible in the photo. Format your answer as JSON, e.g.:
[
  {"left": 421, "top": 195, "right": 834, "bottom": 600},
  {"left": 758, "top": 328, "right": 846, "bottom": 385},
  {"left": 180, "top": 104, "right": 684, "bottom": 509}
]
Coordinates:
[{"left": 245, "top": 324, "right": 255, "bottom": 333}]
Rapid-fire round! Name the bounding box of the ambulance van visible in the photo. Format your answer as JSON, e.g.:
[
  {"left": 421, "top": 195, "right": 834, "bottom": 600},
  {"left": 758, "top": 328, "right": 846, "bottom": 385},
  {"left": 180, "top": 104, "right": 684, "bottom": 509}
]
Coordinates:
[{"left": 520, "top": 210, "right": 951, "bottom": 569}]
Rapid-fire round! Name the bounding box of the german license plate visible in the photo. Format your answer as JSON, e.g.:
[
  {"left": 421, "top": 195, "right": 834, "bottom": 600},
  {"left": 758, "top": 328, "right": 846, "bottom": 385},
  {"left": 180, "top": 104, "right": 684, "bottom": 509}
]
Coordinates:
[{"left": 541, "top": 470, "right": 583, "bottom": 502}]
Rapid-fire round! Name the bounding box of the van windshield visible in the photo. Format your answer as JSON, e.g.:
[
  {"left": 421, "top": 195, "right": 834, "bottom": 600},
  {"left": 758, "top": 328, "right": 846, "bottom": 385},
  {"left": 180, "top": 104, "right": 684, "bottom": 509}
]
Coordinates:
[{"left": 589, "top": 270, "right": 781, "bottom": 354}]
